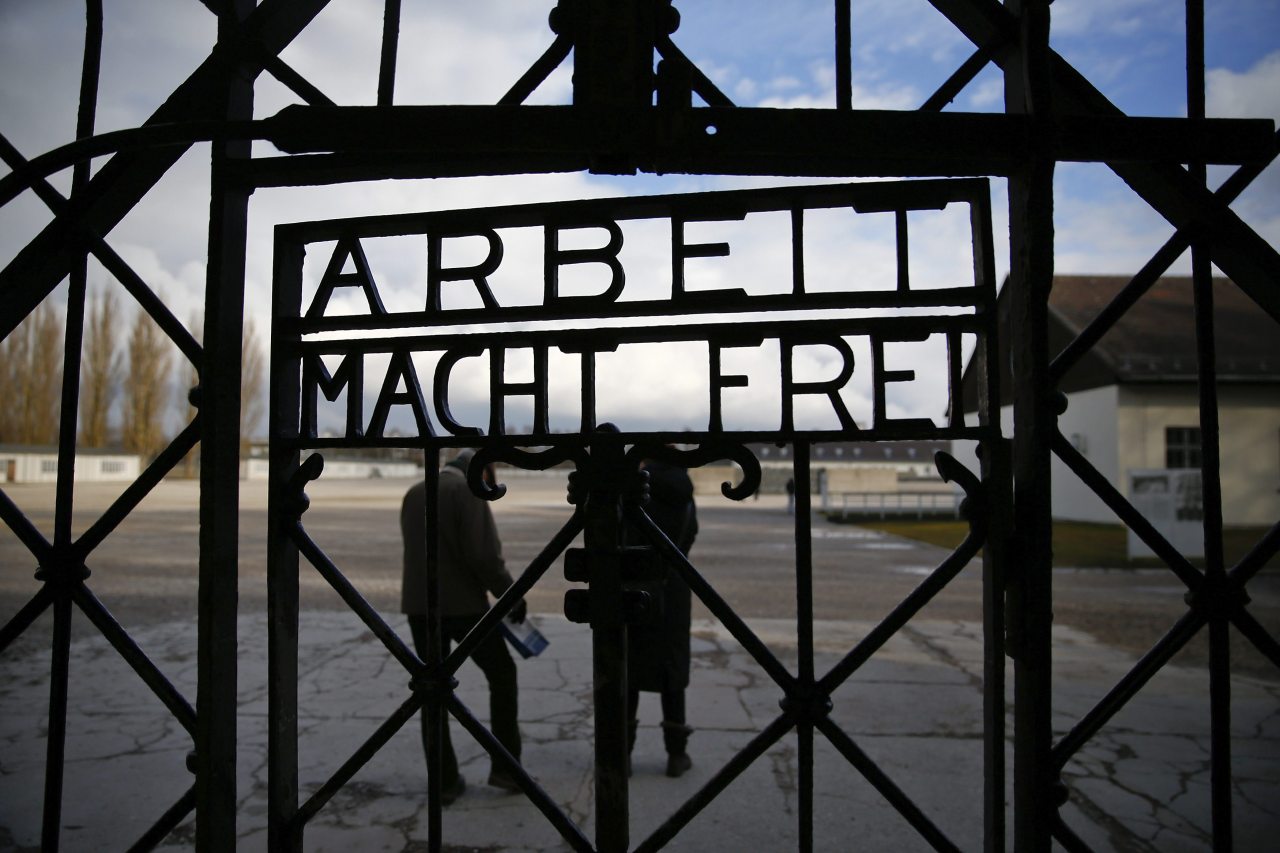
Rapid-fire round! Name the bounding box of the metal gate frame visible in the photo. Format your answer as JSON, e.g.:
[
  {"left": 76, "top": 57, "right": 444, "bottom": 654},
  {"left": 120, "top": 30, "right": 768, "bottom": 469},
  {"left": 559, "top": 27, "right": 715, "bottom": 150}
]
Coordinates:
[
  {"left": 1, "top": 1, "right": 1276, "bottom": 851},
  {"left": 265, "top": 176, "right": 1003, "bottom": 851}
]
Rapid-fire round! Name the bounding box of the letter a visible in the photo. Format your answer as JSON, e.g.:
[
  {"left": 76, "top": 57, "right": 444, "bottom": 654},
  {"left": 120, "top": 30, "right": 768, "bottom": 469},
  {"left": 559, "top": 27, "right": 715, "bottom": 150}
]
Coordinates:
[{"left": 306, "top": 237, "right": 387, "bottom": 319}]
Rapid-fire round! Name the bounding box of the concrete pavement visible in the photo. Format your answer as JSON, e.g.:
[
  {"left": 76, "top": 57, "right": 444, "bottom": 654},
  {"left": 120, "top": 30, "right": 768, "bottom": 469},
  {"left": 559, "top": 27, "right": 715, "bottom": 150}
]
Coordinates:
[{"left": 2, "top": 606, "right": 1278, "bottom": 851}]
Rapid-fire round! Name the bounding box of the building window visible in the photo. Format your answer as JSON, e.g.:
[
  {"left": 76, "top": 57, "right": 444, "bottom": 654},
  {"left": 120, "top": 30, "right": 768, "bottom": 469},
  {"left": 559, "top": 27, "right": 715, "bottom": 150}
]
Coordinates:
[
  {"left": 1165, "top": 426, "right": 1201, "bottom": 469},
  {"left": 41, "top": 459, "right": 58, "bottom": 474},
  {"left": 100, "top": 460, "right": 124, "bottom": 474}
]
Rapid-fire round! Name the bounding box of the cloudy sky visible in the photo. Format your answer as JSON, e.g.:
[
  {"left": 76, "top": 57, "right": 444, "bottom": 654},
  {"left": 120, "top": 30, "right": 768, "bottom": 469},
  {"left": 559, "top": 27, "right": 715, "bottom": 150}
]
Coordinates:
[{"left": 1, "top": 0, "right": 1277, "bottom": 438}]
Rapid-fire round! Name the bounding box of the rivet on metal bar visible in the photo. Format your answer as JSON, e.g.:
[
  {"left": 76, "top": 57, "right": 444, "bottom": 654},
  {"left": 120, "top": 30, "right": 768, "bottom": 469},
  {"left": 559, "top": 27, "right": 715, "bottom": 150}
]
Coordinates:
[
  {"left": 779, "top": 687, "right": 834, "bottom": 726},
  {"left": 409, "top": 673, "right": 460, "bottom": 697},
  {"left": 33, "top": 555, "right": 91, "bottom": 585},
  {"left": 1183, "top": 576, "right": 1251, "bottom": 621}
]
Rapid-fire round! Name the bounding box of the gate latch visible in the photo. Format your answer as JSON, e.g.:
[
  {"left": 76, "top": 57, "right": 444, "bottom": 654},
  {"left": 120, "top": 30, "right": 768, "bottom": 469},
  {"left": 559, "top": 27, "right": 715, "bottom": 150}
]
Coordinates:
[{"left": 563, "top": 546, "right": 663, "bottom": 627}]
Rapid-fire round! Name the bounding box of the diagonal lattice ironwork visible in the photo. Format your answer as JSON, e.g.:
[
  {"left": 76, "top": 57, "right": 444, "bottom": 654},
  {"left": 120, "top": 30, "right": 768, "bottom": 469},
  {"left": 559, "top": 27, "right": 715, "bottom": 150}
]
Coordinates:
[{"left": 2, "top": 1, "right": 1275, "bottom": 850}]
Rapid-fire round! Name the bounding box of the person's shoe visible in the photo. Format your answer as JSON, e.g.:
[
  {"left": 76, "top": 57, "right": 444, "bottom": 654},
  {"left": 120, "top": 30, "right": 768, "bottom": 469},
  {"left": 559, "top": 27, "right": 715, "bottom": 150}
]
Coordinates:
[
  {"left": 487, "top": 769, "right": 522, "bottom": 793},
  {"left": 661, "top": 721, "right": 694, "bottom": 777},
  {"left": 440, "top": 775, "right": 466, "bottom": 806}
]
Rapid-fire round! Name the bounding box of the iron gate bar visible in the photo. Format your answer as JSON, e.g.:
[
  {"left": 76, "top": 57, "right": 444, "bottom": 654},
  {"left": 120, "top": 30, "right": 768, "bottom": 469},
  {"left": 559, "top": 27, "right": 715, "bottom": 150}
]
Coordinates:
[
  {"left": 0, "top": 0, "right": 330, "bottom": 341},
  {"left": 1050, "top": 814, "right": 1092, "bottom": 853},
  {"left": 126, "top": 785, "right": 198, "bottom": 853},
  {"left": 197, "top": 5, "right": 257, "bottom": 846},
  {"left": 70, "top": 422, "right": 203, "bottom": 561},
  {"left": 274, "top": 454, "right": 589, "bottom": 847},
  {"left": 0, "top": 490, "right": 54, "bottom": 564},
  {"left": 500, "top": 32, "right": 575, "bottom": 107},
  {"left": 653, "top": 32, "right": 735, "bottom": 108},
  {"left": 1051, "top": 432, "right": 1205, "bottom": 590},
  {"left": 815, "top": 718, "right": 962, "bottom": 853},
  {"left": 417, "top": 447, "right": 444, "bottom": 844},
  {"left": 1231, "top": 523, "right": 1280, "bottom": 584},
  {"left": 260, "top": 54, "right": 337, "bottom": 109},
  {"left": 1048, "top": 130, "right": 1280, "bottom": 386},
  {"left": 71, "top": 584, "right": 198, "bottom": 733},
  {"left": 441, "top": 510, "right": 585, "bottom": 671},
  {"left": 291, "top": 691, "right": 425, "bottom": 830},
  {"left": 289, "top": 317, "right": 988, "bottom": 360},
  {"left": 0, "top": 588, "right": 53, "bottom": 656},
  {"left": 633, "top": 714, "right": 795, "bottom": 853},
  {"left": 794, "top": 443, "right": 815, "bottom": 853},
  {"left": 1231, "top": 611, "right": 1280, "bottom": 671},
  {"left": 285, "top": 509, "right": 422, "bottom": 672},
  {"left": 445, "top": 695, "right": 595, "bottom": 853},
  {"left": 627, "top": 453, "right": 982, "bottom": 852},
  {"left": 835, "top": 0, "right": 852, "bottom": 110},
  {"left": 1003, "top": 1, "right": 1057, "bottom": 849},
  {"left": 286, "top": 277, "right": 986, "bottom": 331},
  {"left": 1050, "top": 608, "right": 1208, "bottom": 770},
  {"left": 39, "top": 5, "right": 103, "bottom": 839},
  {"left": 1189, "top": 3, "right": 1235, "bottom": 839},
  {"left": 44, "top": 594, "right": 72, "bottom": 851},
  {"left": 816, "top": 499, "right": 985, "bottom": 691},
  {"left": 978, "top": 440, "right": 1010, "bottom": 853},
  {"left": 0, "top": 131, "right": 203, "bottom": 363},
  {"left": 271, "top": 176, "right": 991, "bottom": 243},
  {"left": 376, "top": 0, "right": 401, "bottom": 107},
  {"left": 920, "top": 38, "right": 1007, "bottom": 113},
  {"left": 627, "top": 507, "right": 796, "bottom": 694},
  {"left": 928, "top": 0, "right": 1280, "bottom": 327},
  {"left": 260, "top": 105, "right": 1272, "bottom": 175},
  {"left": 0, "top": 119, "right": 264, "bottom": 211}
]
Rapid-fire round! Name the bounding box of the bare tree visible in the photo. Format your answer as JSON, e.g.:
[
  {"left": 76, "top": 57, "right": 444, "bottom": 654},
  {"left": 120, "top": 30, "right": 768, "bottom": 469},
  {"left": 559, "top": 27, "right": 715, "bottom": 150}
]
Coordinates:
[
  {"left": 0, "top": 316, "right": 30, "bottom": 441},
  {"left": 120, "top": 306, "right": 171, "bottom": 460},
  {"left": 240, "top": 317, "right": 266, "bottom": 457},
  {"left": 79, "top": 289, "right": 120, "bottom": 448},
  {"left": 0, "top": 302, "right": 64, "bottom": 445},
  {"left": 179, "top": 310, "right": 202, "bottom": 477}
]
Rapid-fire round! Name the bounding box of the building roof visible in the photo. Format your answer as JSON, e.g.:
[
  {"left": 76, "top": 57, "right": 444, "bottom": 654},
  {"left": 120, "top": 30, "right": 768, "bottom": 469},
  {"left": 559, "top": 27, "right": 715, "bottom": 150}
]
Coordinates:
[
  {"left": 1049, "top": 275, "right": 1279, "bottom": 383},
  {"left": 961, "top": 275, "right": 1280, "bottom": 411}
]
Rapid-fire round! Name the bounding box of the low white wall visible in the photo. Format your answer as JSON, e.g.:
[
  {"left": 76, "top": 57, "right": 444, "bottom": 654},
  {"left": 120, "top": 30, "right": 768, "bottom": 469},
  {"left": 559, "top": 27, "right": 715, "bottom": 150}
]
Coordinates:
[{"left": 0, "top": 451, "right": 140, "bottom": 483}]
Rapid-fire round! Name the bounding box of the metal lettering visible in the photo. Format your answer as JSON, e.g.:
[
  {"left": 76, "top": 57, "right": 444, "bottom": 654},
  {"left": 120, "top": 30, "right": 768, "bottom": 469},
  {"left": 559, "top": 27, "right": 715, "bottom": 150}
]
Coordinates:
[
  {"left": 367, "top": 350, "right": 433, "bottom": 438},
  {"left": 306, "top": 237, "right": 387, "bottom": 319},
  {"left": 544, "top": 221, "right": 625, "bottom": 304},
  {"left": 427, "top": 228, "right": 504, "bottom": 311}
]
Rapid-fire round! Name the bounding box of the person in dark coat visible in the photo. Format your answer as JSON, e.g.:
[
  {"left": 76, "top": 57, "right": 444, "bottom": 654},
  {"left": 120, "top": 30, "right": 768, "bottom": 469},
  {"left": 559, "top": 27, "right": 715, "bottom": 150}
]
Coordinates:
[
  {"left": 627, "top": 457, "right": 698, "bottom": 777},
  {"left": 401, "top": 449, "right": 525, "bottom": 805}
]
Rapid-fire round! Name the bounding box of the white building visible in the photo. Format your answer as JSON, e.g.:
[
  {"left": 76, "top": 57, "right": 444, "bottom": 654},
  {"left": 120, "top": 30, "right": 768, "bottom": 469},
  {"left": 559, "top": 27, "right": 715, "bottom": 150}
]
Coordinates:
[
  {"left": 0, "top": 445, "right": 141, "bottom": 483},
  {"left": 954, "top": 275, "right": 1280, "bottom": 528}
]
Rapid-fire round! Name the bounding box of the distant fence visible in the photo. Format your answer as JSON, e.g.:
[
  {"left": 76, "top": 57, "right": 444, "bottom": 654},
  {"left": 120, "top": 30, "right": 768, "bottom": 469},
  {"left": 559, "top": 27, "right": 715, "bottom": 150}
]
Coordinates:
[{"left": 824, "top": 491, "right": 961, "bottom": 520}]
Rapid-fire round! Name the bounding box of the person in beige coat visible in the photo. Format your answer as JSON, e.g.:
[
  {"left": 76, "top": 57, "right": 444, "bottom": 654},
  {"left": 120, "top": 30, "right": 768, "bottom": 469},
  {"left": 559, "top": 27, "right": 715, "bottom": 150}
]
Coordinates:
[{"left": 401, "top": 449, "right": 525, "bottom": 804}]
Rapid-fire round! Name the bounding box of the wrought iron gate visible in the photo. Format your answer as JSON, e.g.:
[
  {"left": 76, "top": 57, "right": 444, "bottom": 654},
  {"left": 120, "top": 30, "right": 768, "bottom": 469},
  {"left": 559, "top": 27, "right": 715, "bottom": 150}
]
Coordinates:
[
  {"left": 1, "top": 1, "right": 1277, "bottom": 851},
  {"left": 266, "top": 178, "right": 1004, "bottom": 850}
]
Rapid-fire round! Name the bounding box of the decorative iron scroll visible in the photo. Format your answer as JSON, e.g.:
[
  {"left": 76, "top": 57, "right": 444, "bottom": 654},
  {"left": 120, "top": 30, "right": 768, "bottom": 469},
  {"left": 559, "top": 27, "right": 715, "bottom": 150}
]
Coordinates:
[{"left": 272, "top": 177, "right": 997, "bottom": 452}]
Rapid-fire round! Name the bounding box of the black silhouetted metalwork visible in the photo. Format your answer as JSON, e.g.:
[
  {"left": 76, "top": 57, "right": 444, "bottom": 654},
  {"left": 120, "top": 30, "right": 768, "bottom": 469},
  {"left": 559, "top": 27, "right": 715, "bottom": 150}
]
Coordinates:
[{"left": 1, "top": 2, "right": 1275, "bottom": 852}]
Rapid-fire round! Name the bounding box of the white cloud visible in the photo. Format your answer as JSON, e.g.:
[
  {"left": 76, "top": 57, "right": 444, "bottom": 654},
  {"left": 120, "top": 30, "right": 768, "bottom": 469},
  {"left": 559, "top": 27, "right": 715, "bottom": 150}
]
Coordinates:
[
  {"left": 1208, "top": 50, "right": 1280, "bottom": 121},
  {"left": 756, "top": 62, "right": 918, "bottom": 111},
  {"left": 1049, "top": 0, "right": 1168, "bottom": 38}
]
